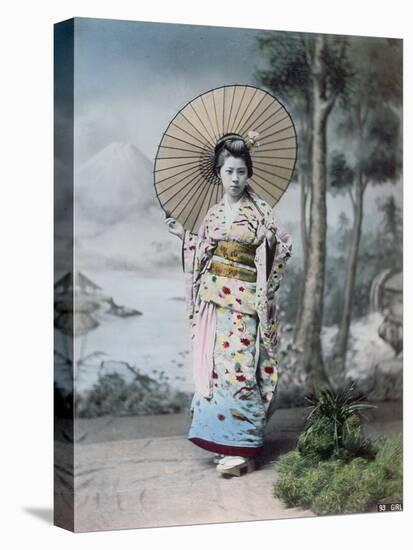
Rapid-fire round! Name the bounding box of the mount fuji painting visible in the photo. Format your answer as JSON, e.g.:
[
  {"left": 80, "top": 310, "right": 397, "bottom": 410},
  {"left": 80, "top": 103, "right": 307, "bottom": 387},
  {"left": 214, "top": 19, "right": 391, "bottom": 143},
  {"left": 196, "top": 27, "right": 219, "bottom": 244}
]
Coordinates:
[{"left": 73, "top": 142, "right": 181, "bottom": 273}]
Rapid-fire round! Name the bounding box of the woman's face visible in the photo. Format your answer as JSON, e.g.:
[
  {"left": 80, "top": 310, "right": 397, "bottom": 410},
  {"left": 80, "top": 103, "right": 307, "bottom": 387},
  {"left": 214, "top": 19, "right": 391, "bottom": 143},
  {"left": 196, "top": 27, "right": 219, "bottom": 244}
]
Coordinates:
[{"left": 219, "top": 156, "right": 248, "bottom": 200}]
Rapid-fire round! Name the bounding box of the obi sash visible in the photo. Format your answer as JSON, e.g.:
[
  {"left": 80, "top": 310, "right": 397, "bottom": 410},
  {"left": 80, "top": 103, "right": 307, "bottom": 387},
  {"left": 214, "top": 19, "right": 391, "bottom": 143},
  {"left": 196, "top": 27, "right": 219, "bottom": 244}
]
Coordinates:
[{"left": 209, "top": 240, "right": 258, "bottom": 283}]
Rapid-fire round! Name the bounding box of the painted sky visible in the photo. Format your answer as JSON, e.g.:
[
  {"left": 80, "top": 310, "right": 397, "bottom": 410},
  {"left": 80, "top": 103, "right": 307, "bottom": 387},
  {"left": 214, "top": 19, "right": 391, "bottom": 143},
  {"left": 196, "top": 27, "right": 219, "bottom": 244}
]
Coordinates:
[{"left": 74, "top": 17, "right": 269, "bottom": 163}]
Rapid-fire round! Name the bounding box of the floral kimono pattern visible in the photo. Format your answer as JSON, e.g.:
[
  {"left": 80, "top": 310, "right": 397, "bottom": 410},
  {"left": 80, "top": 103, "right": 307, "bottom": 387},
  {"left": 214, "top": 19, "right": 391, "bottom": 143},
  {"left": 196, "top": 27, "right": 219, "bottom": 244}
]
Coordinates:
[{"left": 182, "top": 186, "right": 292, "bottom": 456}]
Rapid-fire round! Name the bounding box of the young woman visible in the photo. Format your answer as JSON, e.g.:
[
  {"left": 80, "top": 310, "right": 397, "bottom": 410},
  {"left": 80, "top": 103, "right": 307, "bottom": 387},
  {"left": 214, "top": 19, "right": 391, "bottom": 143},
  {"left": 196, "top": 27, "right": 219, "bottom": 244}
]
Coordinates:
[{"left": 166, "top": 134, "right": 292, "bottom": 476}]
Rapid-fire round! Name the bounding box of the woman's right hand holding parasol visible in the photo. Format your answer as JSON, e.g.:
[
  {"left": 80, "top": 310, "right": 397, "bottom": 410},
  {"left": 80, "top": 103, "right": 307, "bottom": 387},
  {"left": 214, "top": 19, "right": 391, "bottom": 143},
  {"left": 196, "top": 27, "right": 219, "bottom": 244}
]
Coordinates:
[{"left": 165, "top": 216, "right": 185, "bottom": 240}]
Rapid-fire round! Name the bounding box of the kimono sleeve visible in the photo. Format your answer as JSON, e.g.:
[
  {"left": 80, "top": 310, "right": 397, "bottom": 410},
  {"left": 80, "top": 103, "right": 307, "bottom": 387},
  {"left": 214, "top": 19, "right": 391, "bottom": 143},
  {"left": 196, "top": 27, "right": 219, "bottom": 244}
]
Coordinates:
[
  {"left": 181, "top": 229, "right": 200, "bottom": 328},
  {"left": 181, "top": 220, "right": 213, "bottom": 329},
  {"left": 182, "top": 230, "right": 198, "bottom": 274},
  {"left": 255, "top": 222, "right": 292, "bottom": 411},
  {"left": 268, "top": 225, "right": 293, "bottom": 294}
]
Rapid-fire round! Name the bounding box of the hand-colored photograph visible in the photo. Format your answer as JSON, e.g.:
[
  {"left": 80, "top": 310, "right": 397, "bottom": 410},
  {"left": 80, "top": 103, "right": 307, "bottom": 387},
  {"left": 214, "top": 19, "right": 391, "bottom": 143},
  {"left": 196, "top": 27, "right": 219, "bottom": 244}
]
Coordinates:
[{"left": 54, "top": 17, "right": 403, "bottom": 532}]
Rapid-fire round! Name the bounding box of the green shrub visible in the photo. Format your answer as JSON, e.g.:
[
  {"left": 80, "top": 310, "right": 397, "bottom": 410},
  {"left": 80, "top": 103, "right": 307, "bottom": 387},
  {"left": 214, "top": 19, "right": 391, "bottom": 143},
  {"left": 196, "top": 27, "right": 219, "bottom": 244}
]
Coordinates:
[
  {"left": 274, "top": 434, "right": 403, "bottom": 515},
  {"left": 297, "top": 417, "right": 336, "bottom": 460},
  {"left": 273, "top": 451, "right": 320, "bottom": 507},
  {"left": 298, "top": 383, "right": 376, "bottom": 461},
  {"left": 274, "top": 383, "right": 401, "bottom": 514}
]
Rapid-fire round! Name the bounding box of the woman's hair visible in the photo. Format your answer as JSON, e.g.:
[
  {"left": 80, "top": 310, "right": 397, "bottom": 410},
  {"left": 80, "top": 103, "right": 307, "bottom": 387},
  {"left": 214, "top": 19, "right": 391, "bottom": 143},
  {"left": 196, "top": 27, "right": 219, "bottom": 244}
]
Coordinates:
[{"left": 213, "top": 133, "right": 253, "bottom": 178}]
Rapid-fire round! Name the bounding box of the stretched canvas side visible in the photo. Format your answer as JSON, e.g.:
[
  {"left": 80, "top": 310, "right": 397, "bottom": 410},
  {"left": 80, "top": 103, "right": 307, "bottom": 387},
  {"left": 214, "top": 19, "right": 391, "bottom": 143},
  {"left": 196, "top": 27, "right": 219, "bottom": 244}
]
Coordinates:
[{"left": 54, "top": 18, "right": 75, "bottom": 533}]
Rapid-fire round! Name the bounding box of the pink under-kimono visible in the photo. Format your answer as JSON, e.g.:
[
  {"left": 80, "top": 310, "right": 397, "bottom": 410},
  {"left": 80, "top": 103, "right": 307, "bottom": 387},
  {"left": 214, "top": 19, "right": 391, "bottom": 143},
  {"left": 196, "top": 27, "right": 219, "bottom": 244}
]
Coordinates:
[{"left": 182, "top": 186, "right": 292, "bottom": 457}]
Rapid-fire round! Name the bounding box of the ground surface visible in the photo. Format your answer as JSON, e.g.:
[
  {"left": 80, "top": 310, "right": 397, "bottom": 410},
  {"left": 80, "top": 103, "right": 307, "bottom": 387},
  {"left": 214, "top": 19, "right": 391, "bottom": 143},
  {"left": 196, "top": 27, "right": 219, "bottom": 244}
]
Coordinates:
[{"left": 58, "top": 402, "right": 402, "bottom": 532}]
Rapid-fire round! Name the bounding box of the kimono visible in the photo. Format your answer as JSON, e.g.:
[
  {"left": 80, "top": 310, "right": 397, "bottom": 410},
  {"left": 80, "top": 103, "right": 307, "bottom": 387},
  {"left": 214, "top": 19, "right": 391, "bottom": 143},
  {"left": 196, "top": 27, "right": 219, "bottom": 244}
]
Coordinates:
[{"left": 182, "top": 186, "right": 292, "bottom": 457}]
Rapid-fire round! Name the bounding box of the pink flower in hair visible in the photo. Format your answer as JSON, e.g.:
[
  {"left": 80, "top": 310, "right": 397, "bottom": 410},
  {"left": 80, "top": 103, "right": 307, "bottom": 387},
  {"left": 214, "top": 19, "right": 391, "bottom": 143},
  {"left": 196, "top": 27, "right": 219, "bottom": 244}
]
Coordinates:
[
  {"left": 247, "top": 130, "right": 260, "bottom": 140},
  {"left": 246, "top": 130, "right": 260, "bottom": 149}
]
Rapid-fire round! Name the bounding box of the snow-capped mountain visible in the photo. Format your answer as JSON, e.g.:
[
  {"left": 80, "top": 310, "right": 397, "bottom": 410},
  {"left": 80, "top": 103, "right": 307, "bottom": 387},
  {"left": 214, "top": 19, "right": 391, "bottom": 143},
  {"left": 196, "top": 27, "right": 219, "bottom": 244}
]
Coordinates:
[
  {"left": 75, "top": 142, "right": 157, "bottom": 227},
  {"left": 73, "top": 142, "right": 181, "bottom": 272}
]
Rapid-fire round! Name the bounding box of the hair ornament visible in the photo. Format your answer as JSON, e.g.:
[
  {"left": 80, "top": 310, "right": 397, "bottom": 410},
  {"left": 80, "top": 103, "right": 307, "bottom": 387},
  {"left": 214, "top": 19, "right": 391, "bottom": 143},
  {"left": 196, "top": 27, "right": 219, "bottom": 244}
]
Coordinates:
[{"left": 245, "top": 130, "right": 260, "bottom": 150}]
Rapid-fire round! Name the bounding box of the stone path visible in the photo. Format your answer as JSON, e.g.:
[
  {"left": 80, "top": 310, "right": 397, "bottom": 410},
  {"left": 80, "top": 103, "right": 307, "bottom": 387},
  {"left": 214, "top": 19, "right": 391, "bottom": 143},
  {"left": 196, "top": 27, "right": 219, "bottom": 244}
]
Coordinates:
[{"left": 68, "top": 402, "right": 402, "bottom": 532}]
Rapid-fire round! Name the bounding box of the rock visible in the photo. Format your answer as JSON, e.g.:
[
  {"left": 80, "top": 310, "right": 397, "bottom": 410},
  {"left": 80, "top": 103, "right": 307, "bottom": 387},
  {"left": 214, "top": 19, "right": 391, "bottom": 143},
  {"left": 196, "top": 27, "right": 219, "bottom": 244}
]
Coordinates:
[{"left": 360, "top": 357, "right": 403, "bottom": 401}]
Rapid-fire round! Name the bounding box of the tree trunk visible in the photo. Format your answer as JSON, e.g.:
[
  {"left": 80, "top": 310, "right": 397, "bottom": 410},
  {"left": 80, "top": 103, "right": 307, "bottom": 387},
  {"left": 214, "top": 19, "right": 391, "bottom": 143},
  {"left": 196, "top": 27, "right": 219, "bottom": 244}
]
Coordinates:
[
  {"left": 294, "top": 36, "right": 332, "bottom": 386},
  {"left": 295, "top": 112, "right": 312, "bottom": 333},
  {"left": 294, "top": 171, "right": 309, "bottom": 330},
  {"left": 332, "top": 174, "right": 365, "bottom": 380},
  {"left": 300, "top": 171, "right": 309, "bottom": 274}
]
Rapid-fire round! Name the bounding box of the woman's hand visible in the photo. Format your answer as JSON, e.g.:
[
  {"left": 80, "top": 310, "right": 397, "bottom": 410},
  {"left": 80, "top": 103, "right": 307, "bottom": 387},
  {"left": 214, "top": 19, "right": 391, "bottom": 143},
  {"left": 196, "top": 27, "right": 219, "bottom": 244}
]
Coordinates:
[
  {"left": 263, "top": 226, "right": 277, "bottom": 248},
  {"left": 259, "top": 223, "right": 277, "bottom": 248},
  {"left": 257, "top": 213, "right": 277, "bottom": 248},
  {"left": 165, "top": 217, "right": 185, "bottom": 240}
]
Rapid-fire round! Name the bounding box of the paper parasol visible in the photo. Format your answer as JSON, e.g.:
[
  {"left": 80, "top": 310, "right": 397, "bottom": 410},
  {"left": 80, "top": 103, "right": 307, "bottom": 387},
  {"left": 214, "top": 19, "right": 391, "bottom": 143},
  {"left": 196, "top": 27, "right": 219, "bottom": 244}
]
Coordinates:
[{"left": 154, "top": 84, "right": 297, "bottom": 234}]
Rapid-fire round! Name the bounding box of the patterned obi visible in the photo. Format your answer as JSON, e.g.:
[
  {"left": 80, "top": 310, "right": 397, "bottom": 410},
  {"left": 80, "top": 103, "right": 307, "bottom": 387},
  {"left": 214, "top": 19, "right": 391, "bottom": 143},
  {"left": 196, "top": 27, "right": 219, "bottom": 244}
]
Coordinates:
[{"left": 209, "top": 240, "right": 258, "bottom": 283}]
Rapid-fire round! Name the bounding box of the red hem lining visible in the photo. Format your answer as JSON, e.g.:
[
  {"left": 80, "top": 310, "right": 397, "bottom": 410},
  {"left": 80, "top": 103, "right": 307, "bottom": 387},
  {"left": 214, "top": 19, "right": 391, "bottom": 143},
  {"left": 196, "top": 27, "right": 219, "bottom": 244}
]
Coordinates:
[{"left": 189, "top": 437, "right": 262, "bottom": 457}]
